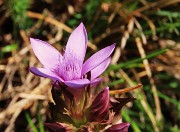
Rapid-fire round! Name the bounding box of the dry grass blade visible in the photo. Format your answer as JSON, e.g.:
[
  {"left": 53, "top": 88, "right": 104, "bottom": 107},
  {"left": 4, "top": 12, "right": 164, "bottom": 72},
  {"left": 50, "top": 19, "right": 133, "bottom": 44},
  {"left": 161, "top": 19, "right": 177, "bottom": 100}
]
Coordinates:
[
  {"left": 134, "top": 0, "right": 180, "bottom": 13},
  {"left": 111, "top": 47, "right": 121, "bottom": 64},
  {"left": 110, "top": 84, "right": 142, "bottom": 95},
  {"left": 135, "top": 37, "right": 162, "bottom": 122},
  {"left": 5, "top": 108, "right": 22, "bottom": 132},
  {"left": 27, "top": 11, "right": 72, "bottom": 33},
  {"left": 134, "top": 19, "right": 147, "bottom": 45},
  {"left": 0, "top": 79, "right": 50, "bottom": 128},
  {"left": 0, "top": 45, "right": 31, "bottom": 94},
  {"left": 134, "top": 12, "right": 156, "bottom": 38},
  {"left": 26, "top": 11, "right": 97, "bottom": 51},
  {"left": 121, "top": 18, "right": 135, "bottom": 50},
  {"left": 119, "top": 69, "right": 160, "bottom": 132}
]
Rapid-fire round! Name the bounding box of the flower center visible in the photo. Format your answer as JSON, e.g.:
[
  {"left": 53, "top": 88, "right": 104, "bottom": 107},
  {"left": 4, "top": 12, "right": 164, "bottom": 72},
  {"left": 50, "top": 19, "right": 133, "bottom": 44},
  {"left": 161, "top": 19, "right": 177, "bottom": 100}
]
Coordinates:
[{"left": 57, "top": 52, "right": 82, "bottom": 81}]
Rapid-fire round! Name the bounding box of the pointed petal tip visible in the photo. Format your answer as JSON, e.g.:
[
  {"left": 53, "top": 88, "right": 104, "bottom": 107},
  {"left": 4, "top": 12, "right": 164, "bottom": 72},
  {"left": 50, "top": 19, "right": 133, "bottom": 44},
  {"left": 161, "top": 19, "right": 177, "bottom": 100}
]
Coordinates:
[
  {"left": 30, "top": 38, "right": 38, "bottom": 44},
  {"left": 30, "top": 38, "right": 46, "bottom": 45},
  {"left": 30, "top": 38, "right": 35, "bottom": 45},
  {"left": 90, "top": 57, "right": 111, "bottom": 80},
  {"left": 111, "top": 43, "right": 116, "bottom": 50},
  {"left": 120, "top": 122, "right": 131, "bottom": 128},
  {"left": 107, "top": 43, "right": 116, "bottom": 53},
  {"left": 76, "top": 22, "right": 85, "bottom": 30},
  {"left": 65, "top": 22, "right": 87, "bottom": 64},
  {"left": 82, "top": 43, "right": 115, "bottom": 75},
  {"left": 106, "top": 122, "right": 130, "bottom": 131},
  {"left": 105, "top": 86, "right": 109, "bottom": 90},
  {"left": 29, "top": 37, "right": 33, "bottom": 41},
  {"left": 79, "top": 22, "right": 84, "bottom": 27},
  {"left": 122, "top": 122, "right": 130, "bottom": 126},
  {"left": 120, "top": 122, "right": 131, "bottom": 129},
  {"left": 103, "top": 86, "right": 109, "bottom": 94},
  {"left": 29, "top": 37, "right": 34, "bottom": 41},
  {"left": 30, "top": 38, "right": 43, "bottom": 47},
  {"left": 29, "top": 38, "right": 62, "bottom": 69}
]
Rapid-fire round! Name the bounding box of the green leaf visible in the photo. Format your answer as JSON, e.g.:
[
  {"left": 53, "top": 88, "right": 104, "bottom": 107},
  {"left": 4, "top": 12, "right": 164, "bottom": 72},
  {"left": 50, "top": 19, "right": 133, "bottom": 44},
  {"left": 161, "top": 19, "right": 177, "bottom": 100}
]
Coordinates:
[
  {"left": 108, "top": 78, "right": 124, "bottom": 87},
  {"left": 107, "top": 48, "right": 168, "bottom": 72},
  {"left": 156, "top": 10, "right": 180, "bottom": 18},
  {"left": 25, "top": 112, "right": 38, "bottom": 132},
  {"left": 38, "top": 114, "right": 45, "bottom": 132},
  {"left": 122, "top": 110, "right": 141, "bottom": 132},
  {"left": 158, "top": 92, "right": 180, "bottom": 106},
  {"left": 1, "top": 44, "right": 18, "bottom": 53}
]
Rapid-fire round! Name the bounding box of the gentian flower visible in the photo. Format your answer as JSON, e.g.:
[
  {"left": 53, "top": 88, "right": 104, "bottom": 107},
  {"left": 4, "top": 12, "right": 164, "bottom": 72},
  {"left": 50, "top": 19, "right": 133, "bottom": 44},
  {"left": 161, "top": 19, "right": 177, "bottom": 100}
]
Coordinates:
[
  {"left": 48, "top": 84, "right": 132, "bottom": 131},
  {"left": 29, "top": 23, "right": 115, "bottom": 88}
]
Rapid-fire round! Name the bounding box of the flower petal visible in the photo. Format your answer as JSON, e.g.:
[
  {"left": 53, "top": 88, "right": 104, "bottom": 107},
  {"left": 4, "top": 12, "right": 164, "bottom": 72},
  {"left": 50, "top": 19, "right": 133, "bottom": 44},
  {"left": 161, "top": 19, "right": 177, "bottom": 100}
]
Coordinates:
[
  {"left": 105, "top": 123, "right": 130, "bottom": 132},
  {"left": 82, "top": 44, "right": 115, "bottom": 75},
  {"left": 64, "top": 79, "right": 90, "bottom": 88},
  {"left": 88, "top": 87, "right": 110, "bottom": 122},
  {"left": 29, "top": 67, "right": 63, "bottom": 82},
  {"left": 91, "top": 57, "right": 111, "bottom": 80},
  {"left": 65, "top": 23, "right": 87, "bottom": 64},
  {"left": 44, "top": 123, "right": 66, "bottom": 132},
  {"left": 30, "top": 38, "right": 62, "bottom": 69},
  {"left": 90, "top": 78, "right": 102, "bottom": 87}
]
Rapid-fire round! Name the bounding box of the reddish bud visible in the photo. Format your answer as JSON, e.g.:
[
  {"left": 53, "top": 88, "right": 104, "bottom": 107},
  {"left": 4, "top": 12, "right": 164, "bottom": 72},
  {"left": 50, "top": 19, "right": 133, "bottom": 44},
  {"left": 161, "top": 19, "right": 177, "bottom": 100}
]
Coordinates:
[{"left": 106, "top": 123, "right": 130, "bottom": 132}]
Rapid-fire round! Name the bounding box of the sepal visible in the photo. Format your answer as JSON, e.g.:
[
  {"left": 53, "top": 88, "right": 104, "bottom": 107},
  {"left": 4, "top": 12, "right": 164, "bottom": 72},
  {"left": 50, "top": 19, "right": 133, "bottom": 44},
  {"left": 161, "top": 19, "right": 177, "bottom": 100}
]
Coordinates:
[{"left": 105, "top": 123, "right": 130, "bottom": 132}]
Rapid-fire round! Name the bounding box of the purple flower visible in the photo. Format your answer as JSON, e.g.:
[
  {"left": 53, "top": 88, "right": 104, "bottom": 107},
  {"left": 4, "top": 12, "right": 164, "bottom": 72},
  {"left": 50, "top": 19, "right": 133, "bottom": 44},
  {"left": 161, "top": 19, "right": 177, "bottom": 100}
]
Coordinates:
[{"left": 29, "top": 23, "right": 115, "bottom": 88}]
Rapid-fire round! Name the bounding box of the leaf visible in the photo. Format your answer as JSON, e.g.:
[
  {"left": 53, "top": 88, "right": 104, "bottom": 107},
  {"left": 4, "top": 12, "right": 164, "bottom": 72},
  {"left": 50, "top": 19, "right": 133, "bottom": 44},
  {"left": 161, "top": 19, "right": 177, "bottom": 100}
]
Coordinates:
[
  {"left": 107, "top": 48, "right": 168, "bottom": 72},
  {"left": 25, "top": 111, "right": 38, "bottom": 132},
  {"left": 1, "top": 44, "right": 18, "bottom": 53}
]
